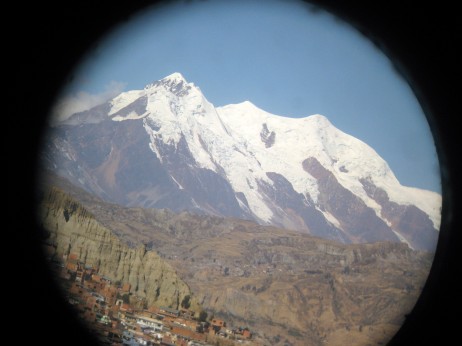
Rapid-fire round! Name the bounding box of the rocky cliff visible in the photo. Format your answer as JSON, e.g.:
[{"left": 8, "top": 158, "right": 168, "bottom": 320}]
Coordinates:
[{"left": 38, "top": 186, "right": 200, "bottom": 311}]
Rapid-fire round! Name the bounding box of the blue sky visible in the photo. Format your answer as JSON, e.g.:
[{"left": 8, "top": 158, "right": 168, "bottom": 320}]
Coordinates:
[{"left": 55, "top": 0, "right": 441, "bottom": 193}]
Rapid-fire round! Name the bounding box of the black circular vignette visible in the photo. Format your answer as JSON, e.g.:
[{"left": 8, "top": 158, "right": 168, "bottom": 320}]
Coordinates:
[{"left": 5, "top": 1, "right": 460, "bottom": 346}]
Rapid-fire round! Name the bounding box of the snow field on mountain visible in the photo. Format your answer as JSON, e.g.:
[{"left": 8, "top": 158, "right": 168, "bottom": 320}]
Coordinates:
[{"left": 111, "top": 73, "right": 441, "bottom": 230}]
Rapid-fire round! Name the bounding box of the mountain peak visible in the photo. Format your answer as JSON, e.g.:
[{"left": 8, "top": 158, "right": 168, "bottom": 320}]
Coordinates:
[
  {"left": 162, "top": 72, "right": 188, "bottom": 84},
  {"left": 144, "top": 72, "right": 190, "bottom": 91},
  {"left": 218, "top": 100, "right": 266, "bottom": 115},
  {"left": 239, "top": 100, "right": 257, "bottom": 107},
  {"left": 143, "top": 72, "right": 195, "bottom": 97},
  {"left": 305, "top": 114, "right": 333, "bottom": 128}
]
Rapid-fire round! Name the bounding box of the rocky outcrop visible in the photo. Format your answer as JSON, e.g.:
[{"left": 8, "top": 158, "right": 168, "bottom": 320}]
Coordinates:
[
  {"left": 43, "top": 118, "right": 251, "bottom": 220},
  {"left": 38, "top": 186, "right": 200, "bottom": 311},
  {"left": 156, "top": 135, "right": 250, "bottom": 219},
  {"left": 303, "top": 157, "right": 400, "bottom": 243},
  {"left": 258, "top": 171, "right": 348, "bottom": 243},
  {"left": 260, "top": 123, "right": 276, "bottom": 148},
  {"left": 360, "top": 177, "right": 439, "bottom": 251}
]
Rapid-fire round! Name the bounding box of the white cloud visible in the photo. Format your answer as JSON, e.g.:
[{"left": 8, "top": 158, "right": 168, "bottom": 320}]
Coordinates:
[{"left": 50, "top": 81, "right": 126, "bottom": 123}]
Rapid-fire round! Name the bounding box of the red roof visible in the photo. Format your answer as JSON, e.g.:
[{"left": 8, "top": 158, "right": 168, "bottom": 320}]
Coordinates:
[{"left": 120, "top": 303, "right": 133, "bottom": 312}]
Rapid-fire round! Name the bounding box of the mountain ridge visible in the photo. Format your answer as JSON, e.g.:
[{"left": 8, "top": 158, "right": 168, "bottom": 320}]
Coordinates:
[{"left": 42, "top": 72, "right": 441, "bottom": 251}]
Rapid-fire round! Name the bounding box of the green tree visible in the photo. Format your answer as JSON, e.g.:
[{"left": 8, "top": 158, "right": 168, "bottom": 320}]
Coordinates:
[
  {"left": 181, "top": 295, "right": 191, "bottom": 309},
  {"left": 199, "top": 310, "right": 208, "bottom": 322}
]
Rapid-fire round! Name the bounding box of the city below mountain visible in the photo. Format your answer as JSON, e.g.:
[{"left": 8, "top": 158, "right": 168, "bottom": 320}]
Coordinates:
[
  {"left": 37, "top": 173, "right": 434, "bottom": 346},
  {"left": 41, "top": 72, "right": 441, "bottom": 252}
]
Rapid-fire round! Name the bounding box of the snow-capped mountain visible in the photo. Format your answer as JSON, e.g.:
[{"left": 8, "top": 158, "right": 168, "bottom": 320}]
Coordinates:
[{"left": 41, "top": 72, "right": 441, "bottom": 251}]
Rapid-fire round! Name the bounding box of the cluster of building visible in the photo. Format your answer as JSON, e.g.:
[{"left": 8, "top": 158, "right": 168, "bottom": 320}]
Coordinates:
[{"left": 47, "top": 250, "right": 254, "bottom": 346}]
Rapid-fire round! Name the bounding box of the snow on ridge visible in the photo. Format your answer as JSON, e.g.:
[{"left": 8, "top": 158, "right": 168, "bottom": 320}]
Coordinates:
[
  {"left": 112, "top": 111, "right": 149, "bottom": 121},
  {"left": 217, "top": 102, "right": 379, "bottom": 188},
  {"left": 102, "top": 73, "right": 441, "bottom": 231},
  {"left": 392, "top": 229, "right": 414, "bottom": 250},
  {"left": 108, "top": 90, "right": 145, "bottom": 116},
  {"left": 161, "top": 72, "right": 187, "bottom": 83},
  {"left": 386, "top": 184, "right": 441, "bottom": 230},
  {"left": 216, "top": 98, "right": 441, "bottom": 229},
  {"left": 170, "top": 175, "right": 184, "bottom": 190},
  {"left": 137, "top": 88, "right": 279, "bottom": 220},
  {"left": 141, "top": 73, "right": 234, "bottom": 172}
]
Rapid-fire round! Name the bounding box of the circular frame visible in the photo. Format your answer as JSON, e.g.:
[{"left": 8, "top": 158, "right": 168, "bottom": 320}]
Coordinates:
[{"left": 6, "top": 1, "right": 460, "bottom": 346}]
